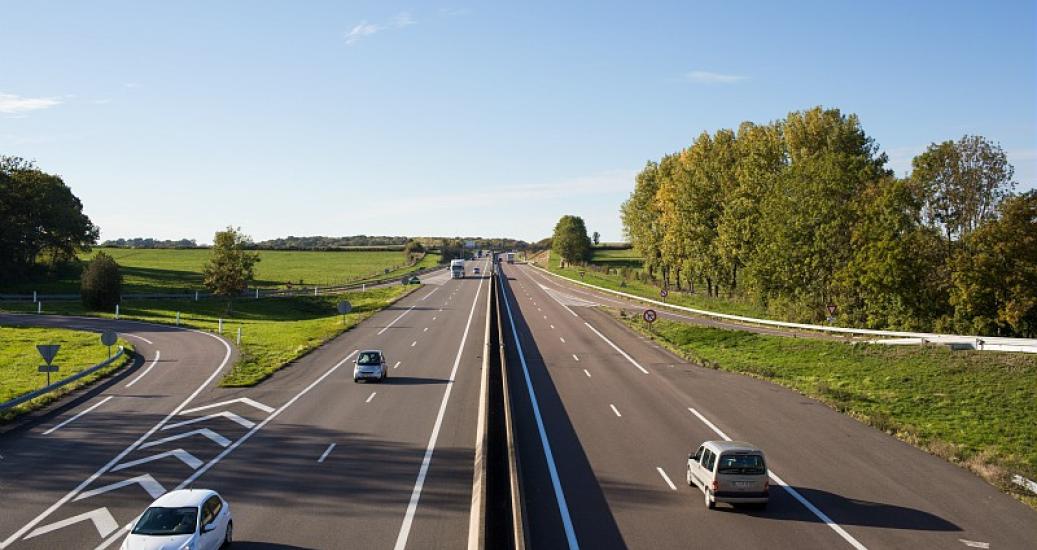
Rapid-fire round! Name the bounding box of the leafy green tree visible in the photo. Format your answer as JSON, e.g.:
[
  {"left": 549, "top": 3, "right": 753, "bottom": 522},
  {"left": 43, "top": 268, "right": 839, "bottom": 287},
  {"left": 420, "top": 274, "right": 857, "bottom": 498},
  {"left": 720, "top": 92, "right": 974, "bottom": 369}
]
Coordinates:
[
  {"left": 621, "top": 160, "right": 665, "bottom": 279},
  {"left": 403, "top": 240, "right": 425, "bottom": 263},
  {"left": 80, "top": 252, "right": 123, "bottom": 310},
  {"left": 0, "top": 156, "right": 99, "bottom": 281},
  {"left": 912, "top": 135, "right": 1016, "bottom": 242},
  {"left": 202, "top": 227, "right": 260, "bottom": 299},
  {"left": 592, "top": 231, "right": 600, "bottom": 245},
  {"left": 950, "top": 191, "right": 1037, "bottom": 336},
  {"left": 552, "top": 215, "right": 592, "bottom": 266}
]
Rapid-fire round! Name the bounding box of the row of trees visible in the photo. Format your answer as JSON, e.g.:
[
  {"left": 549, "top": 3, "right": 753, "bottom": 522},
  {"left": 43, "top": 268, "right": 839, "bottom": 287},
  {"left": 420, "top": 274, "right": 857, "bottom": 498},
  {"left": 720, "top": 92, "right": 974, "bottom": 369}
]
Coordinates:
[
  {"left": 620, "top": 107, "right": 1035, "bottom": 336},
  {"left": 0, "top": 157, "right": 99, "bottom": 282},
  {"left": 102, "top": 237, "right": 198, "bottom": 248}
]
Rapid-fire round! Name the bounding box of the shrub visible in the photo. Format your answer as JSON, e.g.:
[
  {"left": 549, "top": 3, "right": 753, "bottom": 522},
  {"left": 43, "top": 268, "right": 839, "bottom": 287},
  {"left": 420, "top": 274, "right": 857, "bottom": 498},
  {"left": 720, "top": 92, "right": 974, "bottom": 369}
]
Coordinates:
[{"left": 81, "top": 252, "right": 122, "bottom": 310}]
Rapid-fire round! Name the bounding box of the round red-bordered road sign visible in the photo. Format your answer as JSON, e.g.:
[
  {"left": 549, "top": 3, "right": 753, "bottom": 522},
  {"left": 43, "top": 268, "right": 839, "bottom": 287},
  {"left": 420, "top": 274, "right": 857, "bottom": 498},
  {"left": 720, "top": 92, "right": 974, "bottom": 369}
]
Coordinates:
[{"left": 643, "top": 309, "right": 658, "bottom": 323}]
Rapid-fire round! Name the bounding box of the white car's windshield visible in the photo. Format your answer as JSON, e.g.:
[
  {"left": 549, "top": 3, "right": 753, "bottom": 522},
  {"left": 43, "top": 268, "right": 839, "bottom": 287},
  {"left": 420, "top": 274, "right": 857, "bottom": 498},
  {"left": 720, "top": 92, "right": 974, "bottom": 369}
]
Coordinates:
[
  {"left": 358, "top": 352, "right": 381, "bottom": 365},
  {"left": 132, "top": 506, "right": 198, "bottom": 536},
  {"left": 717, "top": 454, "right": 766, "bottom": 475}
]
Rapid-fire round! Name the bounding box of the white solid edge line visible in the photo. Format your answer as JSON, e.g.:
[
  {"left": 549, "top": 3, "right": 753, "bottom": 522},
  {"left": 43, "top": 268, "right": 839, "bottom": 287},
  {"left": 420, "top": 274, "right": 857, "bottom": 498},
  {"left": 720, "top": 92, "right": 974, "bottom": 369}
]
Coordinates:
[
  {"left": 121, "top": 333, "right": 153, "bottom": 345},
  {"left": 2, "top": 329, "right": 233, "bottom": 549},
  {"left": 687, "top": 407, "right": 868, "bottom": 550},
  {"left": 43, "top": 396, "right": 115, "bottom": 435},
  {"left": 421, "top": 288, "right": 439, "bottom": 301},
  {"left": 378, "top": 306, "right": 416, "bottom": 336},
  {"left": 125, "top": 350, "right": 161, "bottom": 388},
  {"left": 95, "top": 349, "right": 358, "bottom": 550},
  {"left": 366, "top": 392, "right": 377, "bottom": 403},
  {"left": 499, "top": 273, "right": 580, "bottom": 550},
  {"left": 610, "top": 404, "right": 622, "bottom": 417},
  {"left": 318, "top": 443, "right": 336, "bottom": 463},
  {"left": 656, "top": 467, "right": 677, "bottom": 491},
  {"left": 394, "top": 270, "right": 486, "bottom": 550},
  {"left": 583, "top": 322, "right": 649, "bottom": 374}
]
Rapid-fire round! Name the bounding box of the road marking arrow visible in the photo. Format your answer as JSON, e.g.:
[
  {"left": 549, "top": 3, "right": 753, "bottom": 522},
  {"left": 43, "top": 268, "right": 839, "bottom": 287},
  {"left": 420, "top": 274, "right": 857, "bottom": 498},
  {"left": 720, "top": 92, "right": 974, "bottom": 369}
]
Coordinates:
[
  {"left": 140, "top": 428, "right": 231, "bottom": 449},
  {"left": 74, "top": 474, "right": 165, "bottom": 501},
  {"left": 112, "top": 449, "right": 204, "bottom": 472},
  {"left": 180, "top": 397, "right": 273, "bottom": 415},
  {"left": 163, "top": 411, "right": 256, "bottom": 431},
  {"left": 25, "top": 508, "right": 118, "bottom": 540}
]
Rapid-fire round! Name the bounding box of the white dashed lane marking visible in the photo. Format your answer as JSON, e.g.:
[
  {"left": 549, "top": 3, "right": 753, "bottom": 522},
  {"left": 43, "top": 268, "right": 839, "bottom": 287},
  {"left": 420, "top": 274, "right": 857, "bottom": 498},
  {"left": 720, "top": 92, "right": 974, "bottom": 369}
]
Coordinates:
[{"left": 610, "top": 404, "right": 622, "bottom": 417}]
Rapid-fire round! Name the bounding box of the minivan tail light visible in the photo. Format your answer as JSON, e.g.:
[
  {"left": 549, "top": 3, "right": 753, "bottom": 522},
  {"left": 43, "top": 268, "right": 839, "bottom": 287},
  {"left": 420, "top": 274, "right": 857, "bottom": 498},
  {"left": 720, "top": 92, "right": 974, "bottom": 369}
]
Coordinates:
[
  {"left": 711, "top": 480, "right": 718, "bottom": 492},
  {"left": 764, "top": 479, "right": 769, "bottom": 492}
]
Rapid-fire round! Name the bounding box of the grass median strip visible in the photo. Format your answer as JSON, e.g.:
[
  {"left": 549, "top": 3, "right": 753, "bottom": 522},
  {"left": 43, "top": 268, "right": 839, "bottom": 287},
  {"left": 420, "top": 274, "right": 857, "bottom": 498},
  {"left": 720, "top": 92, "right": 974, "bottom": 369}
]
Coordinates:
[
  {"left": 2, "top": 285, "right": 417, "bottom": 388},
  {"left": 0, "top": 326, "right": 133, "bottom": 422},
  {"left": 610, "top": 308, "right": 1037, "bottom": 509}
]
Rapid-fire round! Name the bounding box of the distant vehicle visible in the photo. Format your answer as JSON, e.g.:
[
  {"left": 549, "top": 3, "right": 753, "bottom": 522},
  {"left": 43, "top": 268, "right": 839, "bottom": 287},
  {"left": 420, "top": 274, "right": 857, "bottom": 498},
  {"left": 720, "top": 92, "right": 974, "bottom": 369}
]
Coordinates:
[
  {"left": 506, "top": 252, "right": 515, "bottom": 264},
  {"left": 406, "top": 276, "right": 420, "bottom": 284},
  {"left": 122, "top": 489, "right": 232, "bottom": 550},
  {"left": 687, "top": 441, "right": 769, "bottom": 510},
  {"left": 473, "top": 267, "right": 481, "bottom": 275},
  {"left": 354, "top": 349, "right": 388, "bottom": 382},
  {"left": 451, "top": 258, "right": 465, "bottom": 279}
]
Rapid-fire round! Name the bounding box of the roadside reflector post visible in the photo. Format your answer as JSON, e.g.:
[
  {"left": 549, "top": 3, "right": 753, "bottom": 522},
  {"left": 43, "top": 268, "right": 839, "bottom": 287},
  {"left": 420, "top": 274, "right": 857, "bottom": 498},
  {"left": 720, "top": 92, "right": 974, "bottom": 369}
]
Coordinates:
[
  {"left": 255, "top": 288, "right": 259, "bottom": 299},
  {"left": 362, "top": 284, "right": 366, "bottom": 293},
  {"left": 314, "top": 287, "right": 319, "bottom": 296},
  {"left": 218, "top": 318, "right": 223, "bottom": 334},
  {"left": 37, "top": 301, "right": 42, "bottom": 314},
  {"left": 176, "top": 311, "right": 180, "bottom": 326},
  {"left": 115, "top": 304, "right": 120, "bottom": 320},
  {"left": 195, "top": 291, "right": 199, "bottom": 301},
  {"left": 237, "top": 327, "right": 242, "bottom": 345},
  {"left": 33, "top": 290, "right": 37, "bottom": 303}
]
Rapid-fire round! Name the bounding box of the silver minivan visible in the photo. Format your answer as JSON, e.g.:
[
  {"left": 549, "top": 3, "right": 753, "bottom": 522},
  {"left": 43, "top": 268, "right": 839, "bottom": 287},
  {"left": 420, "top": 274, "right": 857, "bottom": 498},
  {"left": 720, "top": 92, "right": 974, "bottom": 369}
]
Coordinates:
[{"left": 687, "top": 440, "right": 769, "bottom": 509}]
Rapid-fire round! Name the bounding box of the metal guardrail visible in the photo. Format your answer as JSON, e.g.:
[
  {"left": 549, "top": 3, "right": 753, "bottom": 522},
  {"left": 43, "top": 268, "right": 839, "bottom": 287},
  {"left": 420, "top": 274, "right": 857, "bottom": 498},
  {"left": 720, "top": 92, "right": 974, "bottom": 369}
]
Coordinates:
[
  {"left": 469, "top": 269, "right": 526, "bottom": 550},
  {"left": 0, "top": 346, "right": 127, "bottom": 411},
  {"left": 530, "top": 264, "right": 1037, "bottom": 353}
]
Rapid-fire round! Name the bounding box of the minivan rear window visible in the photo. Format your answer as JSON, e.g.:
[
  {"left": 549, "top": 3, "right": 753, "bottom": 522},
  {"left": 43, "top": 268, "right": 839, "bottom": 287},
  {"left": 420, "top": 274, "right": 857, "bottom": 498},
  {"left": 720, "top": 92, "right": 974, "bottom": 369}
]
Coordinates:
[{"left": 717, "top": 453, "right": 766, "bottom": 475}]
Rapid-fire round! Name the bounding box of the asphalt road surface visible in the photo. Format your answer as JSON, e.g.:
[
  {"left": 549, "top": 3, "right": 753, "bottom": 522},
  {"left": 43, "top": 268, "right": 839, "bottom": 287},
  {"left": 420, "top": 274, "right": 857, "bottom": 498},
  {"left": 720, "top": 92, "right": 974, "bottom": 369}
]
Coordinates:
[
  {"left": 499, "top": 262, "right": 1037, "bottom": 550},
  {"left": 0, "top": 258, "right": 491, "bottom": 549}
]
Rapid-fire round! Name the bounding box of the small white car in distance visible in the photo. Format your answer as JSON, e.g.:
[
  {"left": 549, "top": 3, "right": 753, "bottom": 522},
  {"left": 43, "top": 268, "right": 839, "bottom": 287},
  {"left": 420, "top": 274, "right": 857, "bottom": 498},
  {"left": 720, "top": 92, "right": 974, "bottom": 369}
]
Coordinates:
[
  {"left": 687, "top": 440, "right": 769, "bottom": 510},
  {"left": 354, "top": 349, "right": 388, "bottom": 383},
  {"left": 122, "top": 488, "right": 232, "bottom": 550}
]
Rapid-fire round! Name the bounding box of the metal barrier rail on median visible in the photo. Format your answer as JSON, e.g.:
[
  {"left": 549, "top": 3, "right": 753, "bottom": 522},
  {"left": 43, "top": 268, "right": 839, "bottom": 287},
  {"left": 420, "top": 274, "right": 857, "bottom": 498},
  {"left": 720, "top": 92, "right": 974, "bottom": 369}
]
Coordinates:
[
  {"left": 0, "top": 346, "right": 126, "bottom": 411},
  {"left": 469, "top": 269, "right": 527, "bottom": 550},
  {"left": 529, "top": 263, "right": 1037, "bottom": 353}
]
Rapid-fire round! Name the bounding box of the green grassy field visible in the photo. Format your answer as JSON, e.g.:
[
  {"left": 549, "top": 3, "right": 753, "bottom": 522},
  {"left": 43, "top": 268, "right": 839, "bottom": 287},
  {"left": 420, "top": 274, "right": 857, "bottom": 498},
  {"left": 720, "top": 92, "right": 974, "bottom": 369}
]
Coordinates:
[
  {"left": 613, "top": 310, "right": 1037, "bottom": 506},
  {"left": 539, "top": 250, "right": 769, "bottom": 318},
  {"left": 3, "top": 248, "right": 440, "bottom": 294},
  {"left": 0, "top": 285, "right": 416, "bottom": 387},
  {"left": 0, "top": 326, "right": 133, "bottom": 421}
]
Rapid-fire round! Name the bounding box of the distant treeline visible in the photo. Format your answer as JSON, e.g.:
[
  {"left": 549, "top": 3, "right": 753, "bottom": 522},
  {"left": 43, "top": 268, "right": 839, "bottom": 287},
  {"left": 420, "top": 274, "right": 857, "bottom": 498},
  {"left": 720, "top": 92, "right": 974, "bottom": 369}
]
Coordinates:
[
  {"left": 103, "top": 238, "right": 199, "bottom": 248},
  {"left": 621, "top": 106, "right": 1035, "bottom": 336},
  {"left": 254, "top": 235, "right": 410, "bottom": 249}
]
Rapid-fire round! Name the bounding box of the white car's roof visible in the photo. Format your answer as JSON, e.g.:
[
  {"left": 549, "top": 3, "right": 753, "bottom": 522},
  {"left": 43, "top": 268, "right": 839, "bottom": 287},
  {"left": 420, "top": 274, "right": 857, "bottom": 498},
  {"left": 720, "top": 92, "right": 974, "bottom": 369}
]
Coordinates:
[
  {"left": 149, "top": 489, "right": 216, "bottom": 508},
  {"left": 359, "top": 349, "right": 384, "bottom": 355},
  {"left": 703, "top": 440, "right": 764, "bottom": 454}
]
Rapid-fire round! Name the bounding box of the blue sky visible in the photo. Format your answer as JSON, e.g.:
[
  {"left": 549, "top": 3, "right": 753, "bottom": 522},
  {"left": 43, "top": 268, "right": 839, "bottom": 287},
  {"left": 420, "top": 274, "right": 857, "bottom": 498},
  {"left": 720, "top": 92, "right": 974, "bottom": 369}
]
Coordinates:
[{"left": 2, "top": 0, "right": 1034, "bottom": 243}]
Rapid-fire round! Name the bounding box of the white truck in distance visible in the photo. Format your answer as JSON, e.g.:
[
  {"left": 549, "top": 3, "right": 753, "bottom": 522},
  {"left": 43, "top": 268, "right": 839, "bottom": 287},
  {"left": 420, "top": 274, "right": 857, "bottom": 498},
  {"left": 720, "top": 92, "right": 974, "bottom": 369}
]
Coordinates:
[
  {"left": 451, "top": 259, "right": 465, "bottom": 279},
  {"left": 506, "top": 252, "right": 515, "bottom": 264}
]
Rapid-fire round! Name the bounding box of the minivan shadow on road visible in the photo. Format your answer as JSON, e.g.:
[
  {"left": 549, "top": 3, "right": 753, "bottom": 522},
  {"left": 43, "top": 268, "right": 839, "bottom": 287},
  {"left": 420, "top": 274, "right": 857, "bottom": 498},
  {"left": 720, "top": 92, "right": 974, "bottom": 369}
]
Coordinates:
[{"left": 720, "top": 486, "right": 961, "bottom": 531}]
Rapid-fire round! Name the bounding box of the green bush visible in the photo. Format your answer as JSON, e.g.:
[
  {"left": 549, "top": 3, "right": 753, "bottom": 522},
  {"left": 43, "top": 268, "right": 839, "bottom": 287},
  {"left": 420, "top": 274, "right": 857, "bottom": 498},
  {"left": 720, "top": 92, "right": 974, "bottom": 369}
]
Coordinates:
[{"left": 81, "top": 252, "right": 122, "bottom": 310}]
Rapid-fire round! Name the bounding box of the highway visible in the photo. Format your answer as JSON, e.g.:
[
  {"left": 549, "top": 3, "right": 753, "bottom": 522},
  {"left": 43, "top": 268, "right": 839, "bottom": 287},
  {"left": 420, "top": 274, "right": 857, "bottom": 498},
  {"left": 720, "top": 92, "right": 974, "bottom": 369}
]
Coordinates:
[
  {"left": 499, "top": 262, "right": 1037, "bottom": 550},
  {"left": 0, "top": 258, "right": 491, "bottom": 549}
]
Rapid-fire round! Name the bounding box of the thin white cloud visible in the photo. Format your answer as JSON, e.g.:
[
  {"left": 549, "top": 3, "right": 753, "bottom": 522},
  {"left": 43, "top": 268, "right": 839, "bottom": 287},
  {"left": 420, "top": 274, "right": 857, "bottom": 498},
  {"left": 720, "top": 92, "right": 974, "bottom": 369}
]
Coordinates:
[
  {"left": 685, "top": 70, "right": 747, "bottom": 84},
  {"left": 0, "top": 93, "right": 62, "bottom": 114},
  {"left": 345, "top": 12, "right": 417, "bottom": 45},
  {"left": 392, "top": 11, "right": 417, "bottom": 28}
]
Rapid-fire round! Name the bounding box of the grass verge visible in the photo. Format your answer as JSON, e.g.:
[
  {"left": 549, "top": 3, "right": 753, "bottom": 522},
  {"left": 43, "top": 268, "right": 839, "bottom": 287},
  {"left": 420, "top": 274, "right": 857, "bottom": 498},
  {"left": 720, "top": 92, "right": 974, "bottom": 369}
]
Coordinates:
[
  {"left": 0, "top": 285, "right": 417, "bottom": 388},
  {"left": 608, "top": 308, "right": 1037, "bottom": 509},
  {"left": 0, "top": 326, "right": 133, "bottom": 422}
]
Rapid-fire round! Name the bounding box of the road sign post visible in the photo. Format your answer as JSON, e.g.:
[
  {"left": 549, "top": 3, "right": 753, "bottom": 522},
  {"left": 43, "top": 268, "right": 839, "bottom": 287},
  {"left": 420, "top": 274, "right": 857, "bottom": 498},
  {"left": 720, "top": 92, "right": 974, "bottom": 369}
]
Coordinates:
[
  {"left": 660, "top": 288, "right": 669, "bottom": 302},
  {"left": 100, "top": 331, "right": 117, "bottom": 359},
  {"left": 337, "top": 300, "right": 353, "bottom": 325},
  {"left": 643, "top": 309, "right": 657, "bottom": 334},
  {"left": 826, "top": 304, "right": 837, "bottom": 325},
  {"left": 37, "top": 344, "right": 60, "bottom": 387}
]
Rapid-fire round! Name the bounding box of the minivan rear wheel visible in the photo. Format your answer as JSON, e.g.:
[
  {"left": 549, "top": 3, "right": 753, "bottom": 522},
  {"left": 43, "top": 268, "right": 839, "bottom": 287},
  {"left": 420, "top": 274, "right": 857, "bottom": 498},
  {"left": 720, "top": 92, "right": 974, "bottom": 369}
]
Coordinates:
[{"left": 704, "top": 489, "right": 715, "bottom": 510}]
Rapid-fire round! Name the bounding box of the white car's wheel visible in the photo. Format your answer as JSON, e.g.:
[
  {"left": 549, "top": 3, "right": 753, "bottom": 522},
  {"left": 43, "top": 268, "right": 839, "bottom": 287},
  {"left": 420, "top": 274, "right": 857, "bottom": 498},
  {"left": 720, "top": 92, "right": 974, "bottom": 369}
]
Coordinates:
[
  {"left": 686, "top": 468, "right": 693, "bottom": 486},
  {"left": 705, "top": 489, "right": 715, "bottom": 510},
  {"left": 353, "top": 377, "right": 359, "bottom": 383},
  {"left": 223, "top": 521, "right": 233, "bottom": 547}
]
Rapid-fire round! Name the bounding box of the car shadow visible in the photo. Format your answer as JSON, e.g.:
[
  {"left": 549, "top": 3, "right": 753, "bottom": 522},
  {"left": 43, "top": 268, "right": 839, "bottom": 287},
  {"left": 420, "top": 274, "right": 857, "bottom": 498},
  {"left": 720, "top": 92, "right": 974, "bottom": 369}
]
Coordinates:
[
  {"left": 231, "top": 544, "right": 318, "bottom": 549},
  {"left": 714, "top": 485, "right": 961, "bottom": 531}
]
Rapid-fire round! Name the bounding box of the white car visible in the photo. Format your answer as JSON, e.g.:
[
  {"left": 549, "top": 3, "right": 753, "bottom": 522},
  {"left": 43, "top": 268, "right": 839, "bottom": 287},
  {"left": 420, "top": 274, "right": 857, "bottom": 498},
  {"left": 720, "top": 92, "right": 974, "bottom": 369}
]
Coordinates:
[
  {"left": 687, "top": 440, "right": 769, "bottom": 509},
  {"left": 122, "top": 489, "right": 232, "bottom": 550},
  {"left": 354, "top": 349, "right": 388, "bottom": 383}
]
